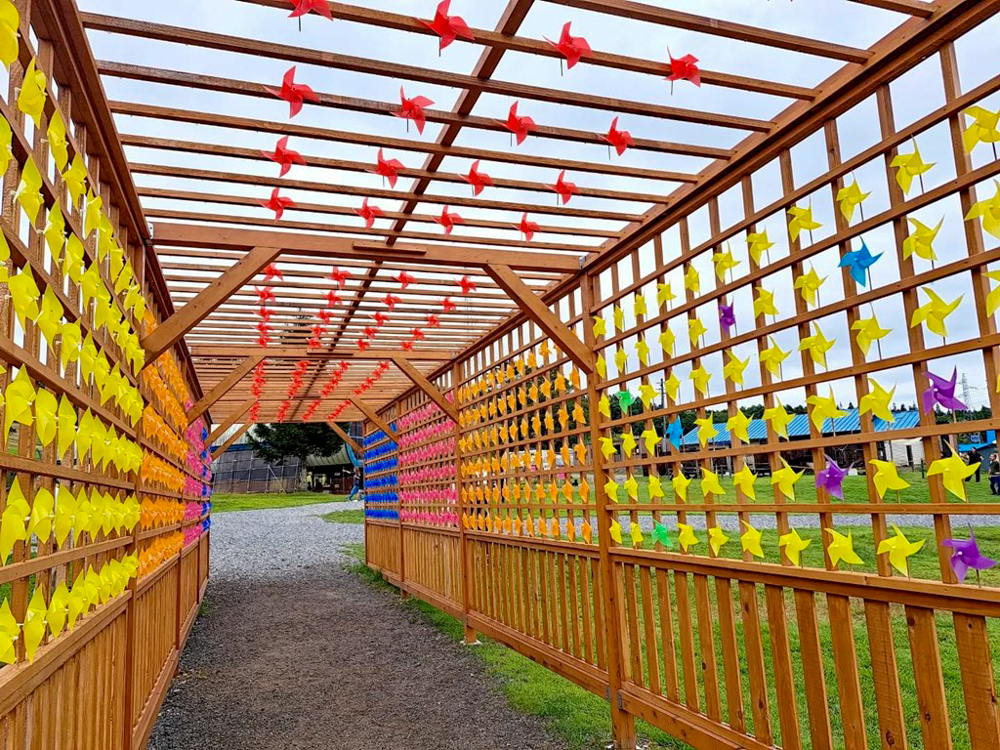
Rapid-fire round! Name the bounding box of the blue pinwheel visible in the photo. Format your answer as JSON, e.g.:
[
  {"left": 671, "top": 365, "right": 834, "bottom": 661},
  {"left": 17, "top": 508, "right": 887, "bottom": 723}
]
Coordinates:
[{"left": 839, "top": 239, "right": 882, "bottom": 287}]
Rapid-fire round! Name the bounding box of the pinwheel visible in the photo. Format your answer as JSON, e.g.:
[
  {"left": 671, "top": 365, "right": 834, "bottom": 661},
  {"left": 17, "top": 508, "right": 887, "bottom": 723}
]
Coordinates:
[
  {"left": 635, "top": 338, "right": 650, "bottom": 366},
  {"left": 0, "top": 478, "right": 29, "bottom": 560},
  {"left": 651, "top": 522, "right": 672, "bottom": 549},
  {"left": 690, "top": 364, "right": 711, "bottom": 396},
  {"left": 47, "top": 111, "right": 69, "bottom": 171},
  {"left": 17, "top": 58, "right": 47, "bottom": 127},
  {"left": 265, "top": 66, "right": 318, "bottom": 118},
  {"left": 549, "top": 171, "right": 578, "bottom": 204},
  {"left": 851, "top": 315, "right": 890, "bottom": 357},
  {"left": 602, "top": 117, "right": 634, "bottom": 156},
  {"left": 4, "top": 366, "right": 35, "bottom": 441},
  {"left": 943, "top": 533, "right": 996, "bottom": 582},
  {"left": 633, "top": 293, "right": 647, "bottom": 318},
  {"left": 927, "top": 447, "right": 978, "bottom": 500},
  {"left": 778, "top": 529, "right": 811, "bottom": 567},
  {"left": 799, "top": 323, "right": 835, "bottom": 368},
  {"left": 836, "top": 179, "right": 870, "bottom": 222},
  {"left": 0, "top": 117, "right": 11, "bottom": 178},
  {"left": 753, "top": 287, "right": 778, "bottom": 319},
  {"left": 902, "top": 217, "right": 943, "bottom": 262},
  {"left": 807, "top": 388, "right": 846, "bottom": 432},
  {"left": 421, "top": 0, "right": 474, "bottom": 50},
  {"left": 961, "top": 106, "right": 1000, "bottom": 153},
  {"left": 910, "top": 287, "right": 961, "bottom": 338},
  {"left": 393, "top": 87, "right": 436, "bottom": 135},
  {"left": 826, "top": 528, "right": 863, "bottom": 567},
  {"left": 859, "top": 379, "right": 896, "bottom": 422},
  {"left": 723, "top": 351, "right": 749, "bottom": 386},
  {"left": 694, "top": 417, "right": 718, "bottom": 447},
  {"left": 617, "top": 388, "right": 635, "bottom": 415},
  {"left": 353, "top": 197, "right": 384, "bottom": 230},
  {"left": 718, "top": 303, "right": 736, "bottom": 333},
  {"left": 793, "top": 266, "right": 826, "bottom": 307},
  {"left": 772, "top": 457, "right": 804, "bottom": 501},
  {"left": 683, "top": 265, "right": 700, "bottom": 293},
  {"left": 288, "top": 0, "right": 333, "bottom": 19},
  {"left": 261, "top": 136, "right": 306, "bottom": 176},
  {"left": 656, "top": 282, "right": 676, "bottom": 309},
  {"left": 665, "top": 49, "right": 700, "bottom": 88},
  {"left": 459, "top": 275, "right": 477, "bottom": 295},
  {"left": 703, "top": 526, "right": 727, "bottom": 556},
  {"left": 545, "top": 22, "right": 591, "bottom": 70},
  {"left": 33, "top": 387, "right": 57, "bottom": 447},
  {"left": 663, "top": 372, "right": 680, "bottom": 402},
  {"left": 499, "top": 102, "right": 536, "bottom": 145},
  {"left": 43, "top": 204, "right": 66, "bottom": 260},
  {"left": 36, "top": 287, "right": 63, "bottom": 351},
  {"left": 434, "top": 206, "right": 463, "bottom": 235},
  {"left": 0, "top": 0, "right": 17, "bottom": 70},
  {"left": 726, "top": 410, "right": 752, "bottom": 444},
  {"left": 656, "top": 328, "right": 675, "bottom": 358},
  {"left": 22, "top": 589, "right": 46, "bottom": 662},
  {"left": 688, "top": 317, "right": 707, "bottom": 346},
  {"left": 701, "top": 468, "right": 725, "bottom": 499},
  {"left": 666, "top": 417, "right": 683, "bottom": 448},
  {"left": 760, "top": 337, "right": 789, "bottom": 377},
  {"left": 712, "top": 248, "right": 740, "bottom": 281},
  {"left": 509, "top": 212, "right": 541, "bottom": 242},
  {"left": 677, "top": 522, "right": 699, "bottom": 552},
  {"left": 624, "top": 474, "right": 639, "bottom": 501},
  {"left": 890, "top": 143, "right": 934, "bottom": 194},
  {"left": 839, "top": 239, "right": 882, "bottom": 287},
  {"left": 259, "top": 188, "right": 295, "bottom": 220},
  {"left": 369, "top": 148, "right": 404, "bottom": 188},
  {"left": 746, "top": 231, "right": 773, "bottom": 265},
  {"left": 965, "top": 180, "right": 1000, "bottom": 240},
  {"left": 787, "top": 205, "right": 821, "bottom": 243},
  {"left": 62, "top": 154, "right": 88, "bottom": 208},
  {"left": 14, "top": 156, "right": 43, "bottom": 225},
  {"left": 734, "top": 465, "right": 757, "bottom": 500},
  {"left": 870, "top": 460, "right": 910, "bottom": 499},
  {"left": 878, "top": 525, "right": 924, "bottom": 575},
  {"left": 814, "top": 457, "right": 848, "bottom": 499}
]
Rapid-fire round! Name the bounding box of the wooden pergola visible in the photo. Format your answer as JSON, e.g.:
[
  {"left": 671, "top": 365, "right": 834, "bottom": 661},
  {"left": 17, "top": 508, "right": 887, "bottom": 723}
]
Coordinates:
[{"left": 72, "top": 0, "right": 951, "bottom": 428}]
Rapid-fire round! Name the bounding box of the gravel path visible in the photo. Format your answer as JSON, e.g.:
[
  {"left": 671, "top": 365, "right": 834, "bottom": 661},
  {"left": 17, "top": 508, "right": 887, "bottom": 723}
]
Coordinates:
[{"left": 150, "top": 500, "right": 565, "bottom": 750}]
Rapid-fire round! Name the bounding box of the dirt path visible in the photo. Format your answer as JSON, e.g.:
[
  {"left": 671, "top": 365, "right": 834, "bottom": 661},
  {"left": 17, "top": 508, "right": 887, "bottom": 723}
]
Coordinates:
[{"left": 150, "top": 506, "right": 565, "bottom": 750}]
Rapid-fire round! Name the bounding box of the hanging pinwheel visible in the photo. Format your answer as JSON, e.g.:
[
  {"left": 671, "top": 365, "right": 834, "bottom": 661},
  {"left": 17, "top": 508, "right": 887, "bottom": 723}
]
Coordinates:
[{"left": 265, "top": 66, "right": 318, "bottom": 118}]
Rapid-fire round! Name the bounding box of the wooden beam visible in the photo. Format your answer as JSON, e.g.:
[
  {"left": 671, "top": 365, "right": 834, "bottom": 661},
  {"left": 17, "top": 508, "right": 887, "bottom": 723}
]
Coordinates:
[
  {"left": 848, "top": 0, "right": 934, "bottom": 16},
  {"left": 150, "top": 223, "right": 583, "bottom": 273},
  {"left": 328, "top": 422, "right": 362, "bottom": 455},
  {"left": 391, "top": 356, "right": 458, "bottom": 423},
  {"left": 211, "top": 422, "right": 251, "bottom": 459},
  {"left": 485, "top": 263, "right": 594, "bottom": 374},
  {"left": 141, "top": 245, "right": 281, "bottom": 364},
  {"left": 188, "top": 346, "right": 454, "bottom": 360},
  {"left": 349, "top": 397, "right": 398, "bottom": 443},
  {"left": 207, "top": 398, "right": 255, "bottom": 445},
  {"left": 186, "top": 355, "right": 263, "bottom": 422}
]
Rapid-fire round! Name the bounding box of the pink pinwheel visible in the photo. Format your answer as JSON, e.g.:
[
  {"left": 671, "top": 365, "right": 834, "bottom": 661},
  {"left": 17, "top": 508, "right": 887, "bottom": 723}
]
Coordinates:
[
  {"left": 665, "top": 49, "right": 701, "bottom": 88},
  {"left": 420, "top": 0, "right": 474, "bottom": 51},
  {"left": 549, "top": 171, "right": 578, "bottom": 205},
  {"left": 515, "top": 212, "right": 540, "bottom": 241},
  {"left": 259, "top": 188, "right": 295, "bottom": 220},
  {"left": 369, "top": 149, "right": 404, "bottom": 188},
  {"left": 261, "top": 136, "right": 306, "bottom": 177},
  {"left": 461, "top": 160, "right": 493, "bottom": 196},
  {"left": 396, "top": 87, "right": 434, "bottom": 134},
  {"left": 602, "top": 117, "right": 635, "bottom": 156},
  {"left": 719, "top": 303, "right": 735, "bottom": 332},
  {"left": 265, "top": 66, "right": 319, "bottom": 118},
  {"left": 921, "top": 368, "right": 967, "bottom": 414},
  {"left": 943, "top": 533, "right": 997, "bottom": 582},
  {"left": 354, "top": 198, "right": 384, "bottom": 229},
  {"left": 545, "top": 22, "right": 591, "bottom": 70},
  {"left": 287, "top": 0, "right": 333, "bottom": 20},
  {"left": 434, "top": 206, "right": 463, "bottom": 235},
  {"left": 816, "top": 456, "right": 848, "bottom": 499},
  {"left": 499, "top": 102, "right": 536, "bottom": 145}
]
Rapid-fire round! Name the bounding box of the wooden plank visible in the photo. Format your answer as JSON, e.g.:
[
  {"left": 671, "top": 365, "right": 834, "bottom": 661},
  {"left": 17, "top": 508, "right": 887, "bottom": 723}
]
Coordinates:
[
  {"left": 906, "top": 606, "right": 953, "bottom": 749},
  {"left": 828, "top": 595, "right": 869, "bottom": 750},
  {"left": 765, "top": 584, "right": 801, "bottom": 750},
  {"left": 186, "top": 354, "right": 264, "bottom": 421}
]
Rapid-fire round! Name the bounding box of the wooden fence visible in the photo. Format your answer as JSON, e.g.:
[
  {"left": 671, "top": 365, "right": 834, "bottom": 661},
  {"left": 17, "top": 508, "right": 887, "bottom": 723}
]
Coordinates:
[
  {"left": 364, "top": 12, "right": 1000, "bottom": 750},
  {"left": 0, "top": 2, "right": 210, "bottom": 749}
]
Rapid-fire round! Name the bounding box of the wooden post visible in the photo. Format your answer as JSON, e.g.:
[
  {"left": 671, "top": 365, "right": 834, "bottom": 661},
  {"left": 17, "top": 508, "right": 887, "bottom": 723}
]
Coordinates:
[
  {"left": 581, "top": 272, "right": 637, "bottom": 750},
  {"left": 452, "top": 361, "right": 477, "bottom": 644}
]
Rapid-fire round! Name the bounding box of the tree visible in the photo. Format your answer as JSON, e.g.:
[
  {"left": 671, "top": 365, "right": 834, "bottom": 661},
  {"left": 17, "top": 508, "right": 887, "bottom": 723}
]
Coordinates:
[{"left": 245, "top": 423, "right": 345, "bottom": 464}]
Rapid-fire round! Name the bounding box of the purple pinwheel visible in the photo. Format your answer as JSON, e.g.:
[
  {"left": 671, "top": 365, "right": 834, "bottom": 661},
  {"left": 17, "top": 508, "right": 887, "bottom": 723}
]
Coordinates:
[
  {"left": 921, "top": 368, "right": 967, "bottom": 414},
  {"left": 816, "top": 456, "right": 848, "bottom": 499},
  {"left": 719, "top": 303, "right": 736, "bottom": 333},
  {"left": 942, "top": 532, "right": 996, "bottom": 582}
]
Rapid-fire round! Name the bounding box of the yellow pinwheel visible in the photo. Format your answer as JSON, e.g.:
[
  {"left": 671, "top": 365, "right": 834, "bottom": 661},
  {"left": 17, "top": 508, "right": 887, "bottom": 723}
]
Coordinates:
[
  {"left": 688, "top": 317, "right": 707, "bottom": 346},
  {"left": 641, "top": 428, "right": 659, "bottom": 455},
  {"left": 870, "top": 460, "right": 910, "bottom": 499},
  {"left": 760, "top": 337, "right": 789, "bottom": 377},
  {"left": 8, "top": 262, "right": 40, "bottom": 327},
  {"left": 47, "top": 111, "right": 69, "bottom": 171},
  {"left": 689, "top": 364, "right": 711, "bottom": 396},
  {"left": 806, "top": 388, "right": 846, "bottom": 432},
  {"left": 659, "top": 327, "right": 675, "bottom": 356},
  {"left": 0, "top": 478, "right": 29, "bottom": 562},
  {"left": 764, "top": 399, "right": 793, "bottom": 439},
  {"left": 598, "top": 436, "right": 616, "bottom": 460},
  {"left": 656, "top": 283, "right": 676, "bottom": 309},
  {"left": 726, "top": 410, "right": 751, "bottom": 444},
  {"left": 836, "top": 179, "right": 870, "bottom": 222},
  {"left": 595, "top": 354, "right": 606, "bottom": 379},
  {"left": 592, "top": 316, "right": 606, "bottom": 338},
  {"left": 927, "top": 447, "right": 979, "bottom": 500},
  {"left": 826, "top": 528, "right": 863, "bottom": 568},
  {"left": 722, "top": 351, "right": 749, "bottom": 386},
  {"left": 635, "top": 338, "right": 650, "bottom": 366},
  {"left": 613, "top": 305, "right": 625, "bottom": 332},
  {"left": 604, "top": 478, "right": 619, "bottom": 503},
  {"left": 27, "top": 486, "right": 54, "bottom": 543},
  {"left": 633, "top": 293, "right": 647, "bottom": 318},
  {"left": 772, "top": 457, "right": 804, "bottom": 500},
  {"left": 799, "top": 323, "right": 835, "bottom": 368},
  {"left": 663, "top": 371, "right": 680, "bottom": 401},
  {"left": 34, "top": 387, "right": 57, "bottom": 447},
  {"left": 638, "top": 383, "right": 656, "bottom": 409},
  {"left": 4, "top": 367, "right": 35, "bottom": 442},
  {"left": 740, "top": 521, "right": 764, "bottom": 558},
  {"left": 62, "top": 154, "right": 88, "bottom": 208},
  {"left": 23, "top": 589, "right": 47, "bottom": 662},
  {"left": 965, "top": 181, "right": 1000, "bottom": 240},
  {"left": 891, "top": 143, "right": 934, "bottom": 194},
  {"left": 629, "top": 522, "right": 643, "bottom": 546},
  {"left": 17, "top": 58, "right": 47, "bottom": 127},
  {"left": 672, "top": 472, "right": 690, "bottom": 502},
  {"left": 859, "top": 379, "right": 896, "bottom": 422},
  {"left": 36, "top": 286, "right": 64, "bottom": 352},
  {"left": 753, "top": 287, "right": 779, "bottom": 319},
  {"left": 961, "top": 106, "right": 1000, "bottom": 153},
  {"left": 902, "top": 217, "right": 943, "bottom": 262},
  {"left": 910, "top": 287, "right": 961, "bottom": 337},
  {"left": 53, "top": 486, "right": 76, "bottom": 546},
  {"left": 851, "top": 315, "right": 890, "bottom": 357},
  {"left": 625, "top": 474, "right": 639, "bottom": 500},
  {"left": 621, "top": 430, "right": 637, "bottom": 457},
  {"left": 708, "top": 526, "right": 729, "bottom": 556},
  {"left": 746, "top": 231, "right": 773, "bottom": 265},
  {"left": 793, "top": 266, "right": 826, "bottom": 307},
  {"left": 787, "top": 205, "right": 821, "bottom": 243},
  {"left": 614, "top": 347, "right": 628, "bottom": 374},
  {"left": 701, "top": 468, "right": 725, "bottom": 499},
  {"left": 63, "top": 234, "right": 85, "bottom": 283},
  {"left": 712, "top": 247, "right": 740, "bottom": 282},
  {"left": 694, "top": 417, "right": 718, "bottom": 447},
  {"left": 677, "top": 522, "right": 699, "bottom": 552},
  {"left": 683, "top": 265, "right": 700, "bottom": 294},
  {"left": 598, "top": 393, "right": 610, "bottom": 418},
  {"left": 648, "top": 474, "right": 664, "bottom": 498},
  {"left": 14, "top": 156, "right": 43, "bottom": 225},
  {"left": 877, "top": 525, "right": 924, "bottom": 575},
  {"left": 734, "top": 465, "right": 757, "bottom": 500},
  {"left": 0, "top": 0, "right": 18, "bottom": 70},
  {"left": 779, "top": 529, "right": 811, "bottom": 567},
  {"left": 609, "top": 519, "right": 623, "bottom": 544}
]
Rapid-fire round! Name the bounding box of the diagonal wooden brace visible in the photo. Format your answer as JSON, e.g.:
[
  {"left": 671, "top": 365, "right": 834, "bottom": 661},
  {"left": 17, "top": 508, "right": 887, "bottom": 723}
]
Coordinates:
[
  {"left": 391, "top": 356, "right": 458, "bottom": 422},
  {"left": 350, "top": 397, "right": 398, "bottom": 442},
  {"left": 328, "top": 421, "right": 362, "bottom": 455},
  {"left": 187, "top": 355, "right": 264, "bottom": 422},
  {"left": 210, "top": 422, "right": 251, "bottom": 460},
  {"left": 207, "top": 397, "right": 255, "bottom": 446}
]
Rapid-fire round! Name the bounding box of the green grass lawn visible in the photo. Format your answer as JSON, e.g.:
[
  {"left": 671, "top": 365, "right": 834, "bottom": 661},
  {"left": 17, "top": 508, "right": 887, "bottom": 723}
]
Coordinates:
[
  {"left": 321, "top": 509, "right": 365, "bottom": 524},
  {"left": 212, "top": 492, "right": 348, "bottom": 513}
]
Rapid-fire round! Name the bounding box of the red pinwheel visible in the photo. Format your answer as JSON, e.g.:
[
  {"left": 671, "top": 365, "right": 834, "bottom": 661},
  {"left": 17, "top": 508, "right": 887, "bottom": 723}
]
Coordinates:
[
  {"left": 318, "top": 309, "right": 334, "bottom": 323},
  {"left": 397, "top": 271, "right": 415, "bottom": 289},
  {"left": 354, "top": 198, "right": 384, "bottom": 229},
  {"left": 261, "top": 136, "right": 306, "bottom": 177},
  {"left": 325, "top": 290, "right": 342, "bottom": 306},
  {"left": 363, "top": 326, "right": 379, "bottom": 338},
  {"left": 549, "top": 171, "right": 578, "bottom": 205},
  {"left": 357, "top": 338, "right": 370, "bottom": 352},
  {"left": 514, "top": 212, "right": 540, "bottom": 241},
  {"left": 262, "top": 263, "right": 283, "bottom": 282},
  {"left": 329, "top": 267, "right": 351, "bottom": 288},
  {"left": 602, "top": 117, "right": 635, "bottom": 156},
  {"left": 255, "top": 287, "right": 276, "bottom": 304},
  {"left": 373, "top": 311, "right": 388, "bottom": 327},
  {"left": 257, "top": 334, "right": 270, "bottom": 347},
  {"left": 287, "top": 0, "right": 333, "bottom": 20},
  {"left": 426, "top": 314, "right": 440, "bottom": 328},
  {"left": 257, "top": 307, "right": 273, "bottom": 323},
  {"left": 545, "top": 22, "right": 591, "bottom": 70},
  {"left": 259, "top": 188, "right": 295, "bottom": 220},
  {"left": 265, "top": 66, "right": 319, "bottom": 118},
  {"left": 420, "top": 0, "right": 474, "bottom": 51},
  {"left": 459, "top": 275, "right": 477, "bottom": 294},
  {"left": 499, "top": 102, "right": 536, "bottom": 146},
  {"left": 255, "top": 321, "right": 270, "bottom": 335},
  {"left": 383, "top": 294, "right": 400, "bottom": 311},
  {"left": 665, "top": 49, "right": 701, "bottom": 89},
  {"left": 442, "top": 297, "right": 458, "bottom": 313},
  {"left": 396, "top": 87, "right": 435, "bottom": 134},
  {"left": 411, "top": 328, "right": 425, "bottom": 341},
  {"left": 377, "top": 361, "right": 390, "bottom": 372},
  {"left": 368, "top": 148, "right": 404, "bottom": 188},
  {"left": 401, "top": 340, "right": 414, "bottom": 351},
  {"left": 434, "top": 206, "right": 463, "bottom": 235},
  {"left": 461, "top": 160, "right": 493, "bottom": 196}
]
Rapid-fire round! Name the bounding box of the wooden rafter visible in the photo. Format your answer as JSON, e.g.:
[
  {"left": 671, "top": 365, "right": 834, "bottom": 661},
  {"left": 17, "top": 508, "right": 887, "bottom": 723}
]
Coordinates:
[
  {"left": 390, "top": 356, "right": 458, "bottom": 423},
  {"left": 207, "top": 398, "right": 255, "bottom": 445},
  {"left": 350, "top": 397, "right": 398, "bottom": 442},
  {"left": 186, "top": 354, "right": 264, "bottom": 422},
  {"left": 189, "top": 346, "right": 454, "bottom": 360},
  {"left": 211, "top": 422, "right": 252, "bottom": 458},
  {"left": 328, "top": 422, "right": 362, "bottom": 455}
]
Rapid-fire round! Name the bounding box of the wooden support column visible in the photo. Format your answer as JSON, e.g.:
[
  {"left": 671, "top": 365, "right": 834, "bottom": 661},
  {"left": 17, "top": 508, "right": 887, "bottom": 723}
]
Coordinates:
[
  {"left": 141, "top": 245, "right": 280, "bottom": 364},
  {"left": 207, "top": 398, "right": 255, "bottom": 445},
  {"left": 451, "top": 361, "right": 477, "bottom": 644},
  {"left": 210, "top": 422, "right": 252, "bottom": 460},
  {"left": 485, "top": 263, "right": 594, "bottom": 373},
  {"left": 350, "top": 397, "right": 399, "bottom": 441},
  {"left": 391, "top": 355, "right": 458, "bottom": 422},
  {"left": 186, "top": 354, "right": 264, "bottom": 422},
  {"left": 328, "top": 421, "right": 362, "bottom": 455}
]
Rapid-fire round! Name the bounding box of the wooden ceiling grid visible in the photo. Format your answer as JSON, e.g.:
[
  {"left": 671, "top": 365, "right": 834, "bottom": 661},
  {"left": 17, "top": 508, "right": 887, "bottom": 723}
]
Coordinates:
[{"left": 75, "top": 0, "right": 936, "bottom": 424}]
